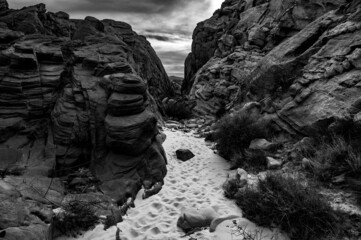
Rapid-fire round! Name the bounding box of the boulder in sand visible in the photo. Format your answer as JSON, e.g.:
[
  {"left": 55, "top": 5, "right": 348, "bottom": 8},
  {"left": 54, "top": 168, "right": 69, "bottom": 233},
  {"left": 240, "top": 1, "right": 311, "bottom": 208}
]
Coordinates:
[
  {"left": 176, "top": 149, "right": 195, "bottom": 161},
  {"left": 177, "top": 207, "right": 240, "bottom": 233}
]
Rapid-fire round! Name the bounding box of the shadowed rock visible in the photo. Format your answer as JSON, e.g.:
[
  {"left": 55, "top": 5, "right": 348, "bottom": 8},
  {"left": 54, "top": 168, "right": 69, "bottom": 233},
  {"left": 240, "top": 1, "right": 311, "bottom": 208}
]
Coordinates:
[
  {"left": 184, "top": 0, "right": 361, "bottom": 138},
  {"left": 176, "top": 149, "right": 195, "bottom": 161},
  {"left": 0, "top": 0, "right": 171, "bottom": 237}
]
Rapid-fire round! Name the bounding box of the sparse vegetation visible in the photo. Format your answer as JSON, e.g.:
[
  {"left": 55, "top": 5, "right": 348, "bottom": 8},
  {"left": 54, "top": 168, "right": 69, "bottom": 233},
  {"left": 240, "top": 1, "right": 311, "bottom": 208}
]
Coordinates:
[
  {"left": 310, "top": 136, "right": 361, "bottom": 182},
  {"left": 214, "top": 112, "right": 269, "bottom": 161},
  {"left": 227, "top": 173, "right": 344, "bottom": 240},
  {"left": 231, "top": 224, "right": 266, "bottom": 240},
  {"left": 52, "top": 200, "right": 99, "bottom": 237},
  {"left": 242, "top": 149, "right": 267, "bottom": 172}
]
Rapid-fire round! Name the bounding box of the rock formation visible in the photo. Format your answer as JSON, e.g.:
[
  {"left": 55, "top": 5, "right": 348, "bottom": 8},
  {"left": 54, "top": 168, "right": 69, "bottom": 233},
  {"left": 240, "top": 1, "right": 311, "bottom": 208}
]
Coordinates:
[
  {"left": 0, "top": 1, "right": 171, "bottom": 238},
  {"left": 184, "top": 0, "right": 361, "bottom": 136}
]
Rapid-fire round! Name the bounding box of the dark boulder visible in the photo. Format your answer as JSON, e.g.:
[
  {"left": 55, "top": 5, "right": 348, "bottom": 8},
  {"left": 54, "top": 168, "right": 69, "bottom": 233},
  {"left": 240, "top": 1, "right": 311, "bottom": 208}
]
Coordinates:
[{"left": 176, "top": 149, "right": 195, "bottom": 161}]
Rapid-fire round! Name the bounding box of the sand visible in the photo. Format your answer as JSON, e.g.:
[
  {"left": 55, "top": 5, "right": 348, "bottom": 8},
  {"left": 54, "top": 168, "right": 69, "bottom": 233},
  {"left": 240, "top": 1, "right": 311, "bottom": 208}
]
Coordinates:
[{"left": 59, "top": 129, "right": 288, "bottom": 240}]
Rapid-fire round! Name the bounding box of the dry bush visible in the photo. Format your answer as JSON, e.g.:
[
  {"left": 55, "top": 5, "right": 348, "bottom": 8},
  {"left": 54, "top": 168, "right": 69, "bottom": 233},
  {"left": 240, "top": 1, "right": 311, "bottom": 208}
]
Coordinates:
[
  {"left": 52, "top": 200, "right": 99, "bottom": 237},
  {"left": 214, "top": 112, "right": 269, "bottom": 160},
  {"left": 234, "top": 173, "right": 343, "bottom": 240}
]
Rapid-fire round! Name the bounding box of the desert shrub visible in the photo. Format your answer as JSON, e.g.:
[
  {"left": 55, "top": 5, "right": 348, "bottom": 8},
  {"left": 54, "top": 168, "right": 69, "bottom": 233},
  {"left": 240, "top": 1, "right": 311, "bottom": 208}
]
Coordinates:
[
  {"left": 328, "top": 118, "right": 361, "bottom": 143},
  {"left": 230, "top": 150, "right": 267, "bottom": 172},
  {"left": 345, "top": 171, "right": 361, "bottom": 205},
  {"left": 231, "top": 225, "right": 264, "bottom": 240},
  {"left": 52, "top": 200, "right": 99, "bottom": 237},
  {"left": 214, "top": 112, "right": 269, "bottom": 160},
  {"left": 310, "top": 136, "right": 361, "bottom": 181},
  {"left": 234, "top": 173, "right": 343, "bottom": 240}
]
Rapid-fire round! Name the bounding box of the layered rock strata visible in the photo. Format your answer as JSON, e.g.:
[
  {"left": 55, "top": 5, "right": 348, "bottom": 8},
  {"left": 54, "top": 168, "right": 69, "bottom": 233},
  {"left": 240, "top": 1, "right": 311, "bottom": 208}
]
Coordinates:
[{"left": 0, "top": 1, "right": 170, "bottom": 238}]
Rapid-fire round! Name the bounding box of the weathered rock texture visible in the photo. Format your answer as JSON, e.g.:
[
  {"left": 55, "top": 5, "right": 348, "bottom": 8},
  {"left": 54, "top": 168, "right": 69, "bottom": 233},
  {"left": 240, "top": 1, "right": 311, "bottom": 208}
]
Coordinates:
[
  {"left": 185, "top": 0, "right": 361, "bottom": 136},
  {"left": 0, "top": 1, "right": 170, "bottom": 238}
]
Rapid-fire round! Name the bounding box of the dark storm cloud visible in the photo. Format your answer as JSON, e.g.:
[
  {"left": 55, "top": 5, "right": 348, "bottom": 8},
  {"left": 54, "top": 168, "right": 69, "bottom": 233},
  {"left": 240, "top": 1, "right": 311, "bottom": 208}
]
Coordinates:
[
  {"left": 145, "top": 34, "right": 171, "bottom": 41},
  {"left": 10, "top": 0, "right": 208, "bottom": 14},
  {"left": 8, "top": 0, "right": 220, "bottom": 78},
  {"left": 73, "top": 0, "right": 205, "bottom": 13},
  {"left": 143, "top": 31, "right": 187, "bottom": 42}
]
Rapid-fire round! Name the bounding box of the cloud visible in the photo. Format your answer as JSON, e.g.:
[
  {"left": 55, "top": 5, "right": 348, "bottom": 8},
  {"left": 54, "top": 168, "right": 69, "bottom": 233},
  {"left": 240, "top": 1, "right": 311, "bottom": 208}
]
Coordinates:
[
  {"left": 145, "top": 34, "right": 171, "bottom": 42},
  {"left": 75, "top": 0, "right": 207, "bottom": 14},
  {"left": 9, "top": 0, "right": 209, "bottom": 14},
  {"left": 8, "top": 0, "right": 222, "bottom": 77},
  {"left": 152, "top": 40, "right": 190, "bottom": 77}
]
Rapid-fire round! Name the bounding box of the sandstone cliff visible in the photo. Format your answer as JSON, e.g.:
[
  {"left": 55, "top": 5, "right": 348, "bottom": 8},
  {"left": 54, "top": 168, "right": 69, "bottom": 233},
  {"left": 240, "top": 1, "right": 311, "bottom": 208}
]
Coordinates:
[
  {"left": 184, "top": 0, "right": 361, "bottom": 136},
  {"left": 0, "top": 1, "right": 170, "bottom": 238}
]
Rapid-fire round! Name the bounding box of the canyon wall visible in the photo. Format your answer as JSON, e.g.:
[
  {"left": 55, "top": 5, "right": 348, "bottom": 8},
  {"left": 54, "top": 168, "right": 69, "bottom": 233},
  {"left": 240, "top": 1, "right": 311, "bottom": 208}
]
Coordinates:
[
  {"left": 0, "top": 1, "right": 171, "bottom": 238},
  {"left": 185, "top": 0, "right": 361, "bottom": 135}
]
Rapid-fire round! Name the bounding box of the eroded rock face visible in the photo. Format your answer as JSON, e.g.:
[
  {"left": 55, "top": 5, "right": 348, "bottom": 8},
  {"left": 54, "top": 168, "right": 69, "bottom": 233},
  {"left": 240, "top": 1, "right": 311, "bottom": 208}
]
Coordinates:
[
  {"left": 185, "top": 0, "right": 347, "bottom": 90},
  {"left": 0, "top": 0, "right": 170, "bottom": 237},
  {"left": 242, "top": 3, "right": 361, "bottom": 135},
  {"left": 185, "top": 0, "right": 361, "bottom": 136}
]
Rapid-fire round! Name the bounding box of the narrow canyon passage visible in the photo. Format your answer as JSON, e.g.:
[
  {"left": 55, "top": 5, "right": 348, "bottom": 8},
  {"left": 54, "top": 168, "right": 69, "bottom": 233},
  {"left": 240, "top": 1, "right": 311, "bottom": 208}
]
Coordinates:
[
  {"left": 58, "top": 129, "right": 289, "bottom": 240},
  {"left": 60, "top": 129, "right": 243, "bottom": 240}
]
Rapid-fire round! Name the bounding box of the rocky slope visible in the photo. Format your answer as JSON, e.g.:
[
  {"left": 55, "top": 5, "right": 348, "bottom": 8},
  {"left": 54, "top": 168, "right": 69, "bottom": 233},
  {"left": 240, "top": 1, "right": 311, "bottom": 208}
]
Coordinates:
[
  {"left": 184, "top": 0, "right": 361, "bottom": 136},
  {"left": 0, "top": 1, "right": 171, "bottom": 239}
]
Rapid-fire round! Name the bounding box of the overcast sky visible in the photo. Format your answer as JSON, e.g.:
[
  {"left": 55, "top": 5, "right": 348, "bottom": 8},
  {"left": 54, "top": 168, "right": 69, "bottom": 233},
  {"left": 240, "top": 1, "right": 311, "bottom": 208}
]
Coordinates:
[{"left": 9, "top": 0, "right": 221, "bottom": 77}]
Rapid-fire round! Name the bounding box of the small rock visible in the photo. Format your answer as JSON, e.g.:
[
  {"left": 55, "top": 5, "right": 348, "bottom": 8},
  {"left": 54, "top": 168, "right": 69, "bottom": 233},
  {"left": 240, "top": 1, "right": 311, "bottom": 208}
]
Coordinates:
[
  {"left": 237, "top": 168, "right": 248, "bottom": 182},
  {"left": 186, "top": 123, "right": 198, "bottom": 128},
  {"left": 187, "top": 119, "right": 197, "bottom": 124},
  {"left": 165, "top": 123, "right": 179, "bottom": 129},
  {"left": 257, "top": 171, "right": 267, "bottom": 181},
  {"left": 249, "top": 139, "right": 277, "bottom": 151},
  {"left": 155, "top": 132, "right": 167, "bottom": 143},
  {"left": 197, "top": 119, "right": 205, "bottom": 124},
  {"left": 176, "top": 149, "right": 195, "bottom": 161},
  {"left": 301, "top": 158, "right": 313, "bottom": 169},
  {"left": 266, "top": 157, "right": 282, "bottom": 170}
]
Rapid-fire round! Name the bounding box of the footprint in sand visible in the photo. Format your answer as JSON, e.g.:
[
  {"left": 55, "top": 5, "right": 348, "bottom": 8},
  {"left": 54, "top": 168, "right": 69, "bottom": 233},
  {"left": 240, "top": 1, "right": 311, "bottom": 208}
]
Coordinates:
[{"left": 57, "top": 130, "right": 285, "bottom": 240}]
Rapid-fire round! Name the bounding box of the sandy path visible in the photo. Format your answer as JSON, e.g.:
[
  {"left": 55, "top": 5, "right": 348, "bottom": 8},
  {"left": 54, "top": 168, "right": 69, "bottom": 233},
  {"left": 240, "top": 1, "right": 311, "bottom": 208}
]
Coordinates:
[
  {"left": 61, "top": 130, "right": 286, "bottom": 240},
  {"left": 60, "top": 129, "right": 241, "bottom": 240}
]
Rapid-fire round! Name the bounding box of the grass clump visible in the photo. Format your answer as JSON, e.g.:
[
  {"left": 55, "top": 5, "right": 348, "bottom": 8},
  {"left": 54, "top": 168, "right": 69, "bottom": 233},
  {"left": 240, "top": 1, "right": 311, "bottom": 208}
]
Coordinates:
[
  {"left": 214, "top": 112, "right": 269, "bottom": 160},
  {"left": 310, "top": 136, "right": 361, "bottom": 182},
  {"left": 52, "top": 200, "right": 99, "bottom": 237},
  {"left": 232, "top": 173, "right": 343, "bottom": 240}
]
